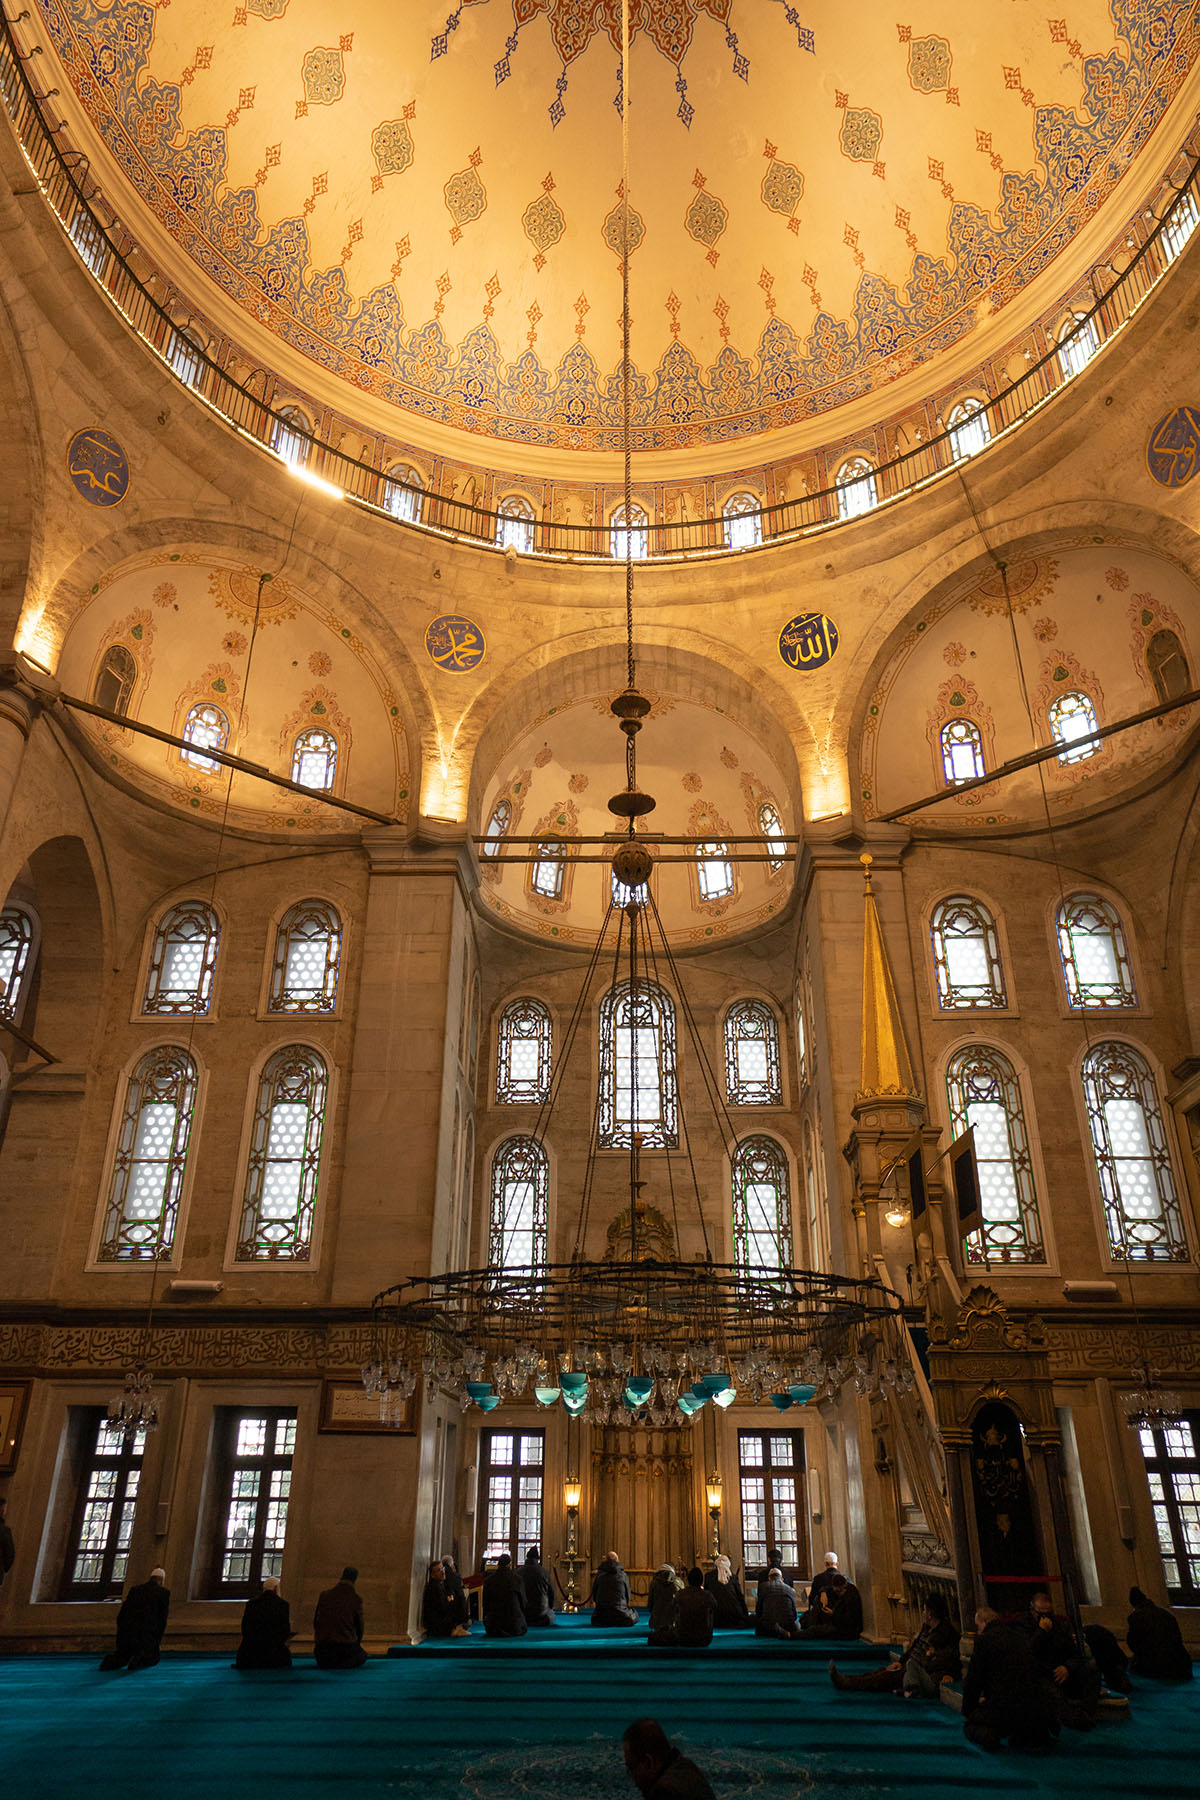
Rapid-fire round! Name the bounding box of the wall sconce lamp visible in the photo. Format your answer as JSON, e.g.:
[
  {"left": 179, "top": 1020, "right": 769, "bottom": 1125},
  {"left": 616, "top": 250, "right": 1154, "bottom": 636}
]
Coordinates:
[
  {"left": 564, "top": 1476, "right": 583, "bottom": 1611},
  {"left": 706, "top": 1472, "right": 723, "bottom": 1557}
]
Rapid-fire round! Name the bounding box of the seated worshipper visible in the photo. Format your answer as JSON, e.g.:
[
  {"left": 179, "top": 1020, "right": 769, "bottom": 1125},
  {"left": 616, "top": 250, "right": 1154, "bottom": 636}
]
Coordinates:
[
  {"left": 1127, "top": 1586, "right": 1194, "bottom": 1681},
  {"left": 591, "top": 1549, "right": 639, "bottom": 1627},
  {"left": 648, "top": 1563, "right": 684, "bottom": 1635},
  {"left": 801, "top": 1571, "right": 862, "bottom": 1640},
  {"left": 422, "top": 1561, "right": 462, "bottom": 1640},
  {"left": 1083, "top": 1623, "right": 1131, "bottom": 1695},
  {"left": 649, "top": 1567, "right": 717, "bottom": 1648},
  {"left": 704, "top": 1555, "right": 750, "bottom": 1630},
  {"left": 99, "top": 1566, "right": 170, "bottom": 1672},
  {"left": 806, "top": 1551, "right": 841, "bottom": 1613},
  {"left": 1020, "top": 1589, "right": 1102, "bottom": 1729},
  {"left": 483, "top": 1553, "right": 528, "bottom": 1637},
  {"left": 756, "top": 1566, "right": 801, "bottom": 1640},
  {"left": 830, "top": 1592, "right": 960, "bottom": 1696},
  {"left": 622, "top": 1717, "right": 716, "bottom": 1800},
  {"left": 236, "top": 1574, "right": 293, "bottom": 1669},
  {"left": 962, "top": 1607, "right": 1059, "bottom": 1752},
  {"left": 313, "top": 1565, "right": 367, "bottom": 1668},
  {"left": 754, "top": 1549, "right": 784, "bottom": 1621},
  {"left": 440, "top": 1554, "right": 472, "bottom": 1636},
  {"left": 522, "top": 1546, "right": 556, "bottom": 1627}
]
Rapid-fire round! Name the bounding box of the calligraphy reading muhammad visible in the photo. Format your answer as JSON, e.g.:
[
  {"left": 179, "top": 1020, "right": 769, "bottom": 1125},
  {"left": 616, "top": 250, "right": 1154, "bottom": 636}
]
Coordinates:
[
  {"left": 66, "top": 427, "right": 130, "bottom": 508},
  {"left": 1146, "top": 406, "right": 1200, "bottom": 488},
  {"left": 424, "top": 614, "right": 487, "bottom": 673}
]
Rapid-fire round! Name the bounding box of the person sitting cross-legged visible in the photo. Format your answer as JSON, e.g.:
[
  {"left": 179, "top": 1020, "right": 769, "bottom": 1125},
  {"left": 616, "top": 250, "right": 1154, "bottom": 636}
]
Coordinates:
[
  {"left": 755, "top": 1566, "right": 801, "bottom": 1640},
  {"left": 522, "top": 1546, "right": 556, "bottom": 1628},
  {"left": 1019, "top": 1589, "right": 1102, "bottom": 1730},
  {"left": 704, "top": 1554, "right": 750, "bottom": 1630},
  {"left": 421, "top": 1560, "right": 461, "bottom": 1640},
  {"left": 648, "top": 1563, "right": 683, "bottom": 1636},
  {"left": 801, "top": 1570, "right": 862, "bottom": 1640},
  {"left": 236, "top": 1574, "right": 293, "bottom": 1669},
  {"left": 482, "top": 1552, "right": 527, "bottom": 1637},
  {"left": 313, "top": 1565, "right": 368, "bottom": 1668},
  {"left": 590, "top": 1549, "right": 638, "bottom": 1627},
  {"left": 648, "top": 1566, "right": 717, "bottom": 1647},
  {"left": 831, "top": 1591, "right": 960, "bottom": 1695},
  {"left": 622, "top": 1717, "right": 716, "bottom": 1800}
]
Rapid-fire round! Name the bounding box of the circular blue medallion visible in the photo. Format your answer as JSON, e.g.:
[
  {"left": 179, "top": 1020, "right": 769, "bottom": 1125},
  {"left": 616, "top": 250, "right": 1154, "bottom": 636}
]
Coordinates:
[
  {"left": 778, "top": 610, "right": 839, "bottom": 671},
  {"left": 424, "top": 614, "right": 486, "bottom": 672},
  {"left": 1146, "top": 406, "right": 1200, "bottom": 487},
  {"left": 66, "top": 427, "right": 130, "bottom": 507}
]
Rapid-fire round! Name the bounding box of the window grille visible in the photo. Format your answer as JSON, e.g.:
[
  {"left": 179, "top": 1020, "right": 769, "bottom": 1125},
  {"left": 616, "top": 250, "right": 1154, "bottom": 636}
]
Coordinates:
[
  {"left": 758, "top": 801, "right": 787, "bottom": 872},
  {"left": 1056, "top": 894, "right": 1136, "bottom": 1009},
  {"left": 211, "top": 1409, "right": 297, "bottom": 1595},
  {"left": 1147, "top": 629, "right": 1190, "bottom": 703},
  {"left": 738, "top": 1430, "right": 807, "bottom": 1577},
  {"left": 1057, "top": 313, "right": 1100, "bottom": 380},
  {"left": 940, "top": 717, "right": 985, "bottom": 785},
  {"left": 732, "top": 1136, "right": 793, "bottom": 1274},
  {"left": 723, "top": 492, "right": 763, "bottom": 550},
  {"left": 1162, "top": 191, "right": 1200, "bottom": 262},
  {"left": 488, "top": 1136, "right": 549, "bottom": 1272},
  {"left": 930, "top": 896, "right": 1007, "bottom": 1010},
  {"left": 168, "top": 328, "right": 205, "bottom": 388},
  {"left": 98, "top": 1048, "right": 198, "bottom": 1262},
  {"left": 947, "top": 399, "right": 991, "bottom": 460},
  {"left": 235, "top": 1047, "right": 327, "bottom": 1260},
  {"left": 697, "top": 841, "right": 734, "bottom": 901},
  {"left": 383, "top": 464, "right": 423, "bottom": 523},
  {"left": 599, "top": 979, "right": 678, "bottom": 1149},
  {"left": 180, "top": 701, "right": 230, "bottom": 772},
  {"left": 93, "top": 643, "right": 137, "bottom": 716},
  {"left": 69, "top": 208, "right": 108, "bottom": 275},
  {"left": 495, "top": 999, "right": 552, "bottom": 1104},
  {"left": 725, "top": 1002, "right": 783, "bottom": 1106},
  {"left": 945, "top": 1046, "right": 1045, "bottom": 1264},
  {"left": 1137, "top": 1413, "right": 1200, "bottom": 1601},
  {"left": 1048, "top": 689, "right": 1100, "bottom": 763},
  {"left": 482, "top": 798, "right": 512, "bottom": 857},
  {"left": 0, "top": 906, "right": 35, "bottom": 1021},
  {"left": 290, "top": 726, "right": 338, "bottom": 791},
  {"left": 610, "top": 502, "right": 649, "bottom": 561},
  {"left": 481, "top": 1429, "right": 544, "bottom": 1563},
  {"left": 1082, "top": 1042, "right": 1188, "bottom": 1262},
  {"left": 268, "top": 900, "right": 342, "bottom": 1013},
  {"left": 271, "top": 407, "right": 311, "bottom": 468},
  {"left": 835, "top": 456, "right": 878, "bottom": 520},
  {"left": 531, "top": 839, "right": 565, "bottom": 900},
  {"left": 497, "top": 496, "right": 535, "bottom": 553},
  {"left": 60, "top": 1414, "right": 147, "bottom": 1598},
  {"left": 143, "top": 901, "right": 220, "bottom": 1015}
]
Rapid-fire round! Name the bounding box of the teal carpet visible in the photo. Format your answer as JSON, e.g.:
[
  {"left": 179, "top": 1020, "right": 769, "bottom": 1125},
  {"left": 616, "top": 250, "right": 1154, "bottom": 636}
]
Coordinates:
[{"left": 2, "top": 1630, "right": 1196, "bottom": 1799}]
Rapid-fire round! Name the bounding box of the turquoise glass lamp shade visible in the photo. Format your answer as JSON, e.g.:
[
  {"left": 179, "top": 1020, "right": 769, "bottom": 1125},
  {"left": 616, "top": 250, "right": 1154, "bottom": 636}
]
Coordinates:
[
  {"left": 465, "top": 1381, "right": 493, "bottom": 1401},
  {"left": 625, "top": 1377, "right": 654, "bottom": 1403},
  {"left": 477, "top": 1394, "right": 502, "bottom": 1412},
  {"left": 560, "top": 1371, "right": 589, "bottom": 1394},
  {"left": 534, "top": 1386, "right": 562, "bottom": 1407},
  {"left": 711, "top": 1386, "right": 736, "bottom": 1408},
  {"left": 787, "top": 1383, "right": 817, "bottom": 1404},
  {"left": 769, "top": 1393, "right": 794, "bottom": 1411}
]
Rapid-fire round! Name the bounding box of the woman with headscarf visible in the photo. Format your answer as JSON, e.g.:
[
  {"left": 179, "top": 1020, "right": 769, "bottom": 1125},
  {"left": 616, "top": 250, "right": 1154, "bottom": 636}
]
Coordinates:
[
  {"left": 647, "top": 1563, "right": 683, "bottom": 1635},
  {"left": 483, "top": 1553, "right": 528, "bottom": 1637},
  {"left": 522, "top": 1546, "right": 556, "bottom": 1627},
  {"left": 704, "top": 1554, "right": 750, "bottom": 1630}
]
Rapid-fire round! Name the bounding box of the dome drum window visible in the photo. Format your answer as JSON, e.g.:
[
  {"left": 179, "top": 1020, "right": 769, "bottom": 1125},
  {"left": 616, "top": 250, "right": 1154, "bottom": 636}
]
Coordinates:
[
  {"left": 724, "top": 1001, "right": 783, "bottom": 1107},
  {"left": 530, "top": 839, "right": 566, "bottom": 901},
  {"left": 723, "top": 492, "right": 763, "bottom": 550},
  {"left": 945, "top": 1046, "right": 1045, "bottom": 1265},
  {"left": 383, "top": 465, "right": 424, "bottom": 523},
  {"left": 696, "top": 841, "right": 734, "bottom": 902},
  {"left": 497, "top": 496, "right": 535, "bottom": 554},
  {"left": 235, "top": 1047, "right": 328, "bottom": 1261},
  {"left": 271, "top": 407, "right": 313, "bottom": 469},
  {"left": 1048, "top": 689, "right": 1100, "bottom": 763},
  {"left": 946, "top": 398, "right": 991, "bottom": 460},
  {"left": 1082, "top": 1043, "right": 1188, "bottom": 1262},
  {"left": 834, "top": 456, "right": 878, "bottom": 520},
  {"left": 1057, "top": 312, "right": 1101, "bottom": 380},
  {"left": 143, "top": 902, "right": 220, "bottom": 1016},
  {"left": 610, "top": 502, "right": 650, "bottom": 561},
  {"left": 168, "top": 328, "right": 205, "bottom": 389},
  {"left": 940, "top": 718, "right": 985, "bottom": 786},
  {"left": 930, "top": 896, "right": 1007, "bottom": 1011},
  {"left": 1056, "top": 894, "right": 1137, "bottom": 1009},
  {"left": 290, "top": 726, "right": 338, "bottom": 792},
  {"left": 268, "top": 901, "right": 342, "bottom": 1014},
  {"left": 180, "top": 702, "right": 230, "bottom": 773},
  {"left": 98, "top": 1048, "right": 198, "bottom": 1262}
]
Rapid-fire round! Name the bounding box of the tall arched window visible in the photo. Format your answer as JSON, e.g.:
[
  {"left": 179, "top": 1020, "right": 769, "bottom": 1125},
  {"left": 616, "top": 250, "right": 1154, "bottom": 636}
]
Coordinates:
[
  {"left": 271, "top": 406, "right": 312, "bottom": 468},
  {"left": 610, "top": 501, "right": 649, "bottom": 561},
  {"left": 496, "top": 999, "right": 553, "bottom": 1104},
  {"left": 732, "top": 1136, "right": 793, "bottom": 1275},
  {"left": 383, "top": 463, "right": 423, "bottom": 523},
  {"left": 235, "top": 1046, "right": 328, "bottom": 1260},
  {"left": 482, "top": 798, "right": 512, "bottom": 858},
  {"left": 697, "top": 841, "right": 734, "bottom": 901},
  {"left": 168, "top": 327, "right": 205, "bottom": 388},
  {"left": 794, "top": 976, "right": 808, "bottom": 1089},
  {"left": 1056, "top": 893, "right": 1136, "bottom": 1009},
  {"left": 946, "top": 398, "right": 991, "bottom": 460},
  {"left": 1082, "top": 1043, "right": 1188, "bottom": 1262},
  {"left": 531, "top": 838, "right": 566, "bottom": 901},
  {"left": 93, "top": 644, "right": 137, "bottom": 717},
  {"left": 834, "top": 456, "right": 878, "bottom": 520},
  {"left": 599, "top": 979, "right": 678, "bottom": 1148},
  {"left": 723, "top": 492, "right": 762, "bottom": 550},
  {"left": 143, "top": 902, "right": 220, "bottom": 1015},
  {"left": 98, "top": 1048, "right": 198, "bottom": 1262},
  {"left": 945, "top": 1046, "right": 1045, "bottom": 1264},
  {"left": 1057, "top": 312, "right": 1100, "bottom": 380},
  {"left": 497, "top": 495, "right": 535, "bottom": 553},
  {"left": 1048, "top": 689, "right": 1100, "bottom": 763},
  {"left": 69, "top": 208, "right": 108, "bottom": 275},
  {"left": 268, "top": 900, "right": 342, "bottom": 1013},
  {"left": 290, "top": 727, "right": 338, "bottom": 791},
  {"left": 725, "top": 1001, "right": 783, "bottom": 1106},
  {"left": 1147, "top": 629, "right": 1190, "bottom": 702},
  {"left": 758, "top": 801, "right": 787, "bottom": 872},
  {"left": 930, "top": 896, "right": 1007, "bottom": 1010},
  {"left": 0, "top": 906, "right": 36, "bottom": 1022},
  {"left": 1162, "top": 189, "right": 1200, "bottom": 261},
  {"left": 180, "top": 702, "right": 230, "bottom": 773},
  {"left": 940, "top": 718, "right": 985, "bottom": 785},
  {"left": 489, "top": 1136, "right": 549, "bottom": 1273}
]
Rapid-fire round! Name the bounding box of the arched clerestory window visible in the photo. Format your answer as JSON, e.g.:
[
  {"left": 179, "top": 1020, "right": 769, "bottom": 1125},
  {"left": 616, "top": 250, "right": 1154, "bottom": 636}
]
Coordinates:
[
  {"left": 723, "top": 492, "right": 762, "bottom": 550},
  {"left": 97, "top": 1048, "right": 198, "bottom": 1262},
  {"left": 234, "top": 1046, "right": 328, "bottom": 1261},
  {"left": 757, "top": 801, "right": 787, "bottom": 872},
  {"left": 0, "top": 906, "right": 37, "bottom": 1022},
  {"left": 1056, "top": 893, "right": 1136, "bottom": 1009},
  {"left": 1048, "top": 689, "right": 1100, "bottom": 764},
  {"left": 180, "top": 702, "right": 230, "bottom": 773},
  {"left": 1082, "top": 1043, "right": 1188, "bottom": 1262},
  {"left": 383, "top": 463, "right": 424, "bottom": 523},
  {"left": 946, "top": 398, "right": 991, "bottom": 460},
  {"left": 168, "top": 326, "right": 206, "bottom": 388},
  {"left": 696, "top": 841, "right": 734, "bottom": 901},
  {"left": 531, "top": 838, "right": 566, "bottom": 901},
  {"left": 482, "top": 797, "right": 512, "bottom": 859},
  {"left": 488, "top": 1136, "right": 549, "bottom": 1274},
  {"left": 940, "top": 718, "right": 985, "bottom": 786},
  {"left": 1147, "top": 629, "right": 1190, "bottom": 703},
  {"left": 290, "top": 727, "right": 338, "bottom": 792},
  {"left": 599, "top": 979, "right": 678, "bottom": 1149},
  {"left": 93, "top": 644, "right": 137, "bottom": 717},
  {"left": 495, "top": 998, "right": 552, "bottom": 1104},
  {"left": 271, "top": 405, "right": 312, "bottom": 468},
  {"left": 945, "top": 1045, "right": 1045, "bottom": 1264},
  {"left": 267, "top": 900, "right": 342, "bottom": 1013},
  {"left": 143, "top": 902, "right": 220, "bottom": 1016},
  {"left": 930, "top": 896, "right": 1007, "bottom": 1010},
  {"left": 724, "top": 1001, "right": 783, "bottom": 1106},
  {"left": 496, "top": 495, "right": 535, "bottom": 553},
  {"left": 732, "top": 1136, "right": 793, "bottom": 1276},
  {"left": 1057, "top": 312, "right": 1100, "bottom": 381},
  {"left": 610, "top": 501, "right": 649, "bottom": 561},
  {"left": 834, "top": 455, "right": 878, "bottom": 520}
]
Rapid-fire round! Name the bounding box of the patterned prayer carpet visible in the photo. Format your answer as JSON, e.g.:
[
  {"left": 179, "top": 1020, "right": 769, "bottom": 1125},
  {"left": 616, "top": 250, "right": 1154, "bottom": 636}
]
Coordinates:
[{"left": 2, "top": 1627, "right": 1196, "bottom": 1799}]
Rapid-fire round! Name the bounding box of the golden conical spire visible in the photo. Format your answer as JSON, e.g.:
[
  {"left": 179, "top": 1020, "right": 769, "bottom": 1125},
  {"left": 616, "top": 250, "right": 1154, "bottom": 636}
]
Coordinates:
[{"left": 857, "top": 853, "right": 920, "bottom": 1102}]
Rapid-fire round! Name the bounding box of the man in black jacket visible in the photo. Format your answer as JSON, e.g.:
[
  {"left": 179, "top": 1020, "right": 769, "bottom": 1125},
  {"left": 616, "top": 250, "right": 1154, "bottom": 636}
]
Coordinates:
[
  {"left": 1127, "top": 1586, "right": 1194, "bottom": 1680},
  {"left": 483, "top": 1553, "right": 528, "bottom": 1637},
  {"left": 1020, "top": 1590, "right": 1101, "bottom": 1729},
  {"left": 591, "top": 1550, "right": 638, "bottom": 1627},
  {"left": 313, "top": 1565, "right": 367, "bottom": 1667},
  {"left": 801, "top": 1571, "right": 862, "bottom": 1639},
  {"left": 962, "top": 1607, "right": 1058, "bottom": 1750},
  {"left": 100, "top": 1567, "right": 170, "bottom": 1671},
  {"left": 522, "top": 1546, "right": 556, "bottom": 1627},
  {"left": 236, "top": 1575, "right": 293, "bottom": 1668},
  {"left": 831, "top": 1591, "right": 960, "bottom": 1695}
]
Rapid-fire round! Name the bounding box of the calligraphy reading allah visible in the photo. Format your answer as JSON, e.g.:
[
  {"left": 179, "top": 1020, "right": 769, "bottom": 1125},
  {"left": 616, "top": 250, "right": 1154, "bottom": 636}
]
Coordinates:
[
  {"left": 778, "top": 611, "right": 839, "bottom": 671},
  {"left": 1146, "top": 406, "right": 1200, "bottom": 488}
]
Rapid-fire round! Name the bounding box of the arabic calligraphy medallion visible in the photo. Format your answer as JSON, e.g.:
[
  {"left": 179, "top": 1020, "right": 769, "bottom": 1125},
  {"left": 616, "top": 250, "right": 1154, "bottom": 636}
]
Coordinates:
[
  {"left": 66, "top": 427, "right": 130, "bottom": 508},
  {"left": 778, "top": 611, "right": 839, "bottom": 671},
  {"left": 424, "top": 614, "right": 486, "bottom": 673},
  {"left": 1146, "top": 406, "right": 1200, "bottom": 488}
]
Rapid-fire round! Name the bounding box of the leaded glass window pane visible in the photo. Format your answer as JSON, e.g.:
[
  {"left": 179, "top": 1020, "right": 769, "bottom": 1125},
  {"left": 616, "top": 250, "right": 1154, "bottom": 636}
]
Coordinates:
[
  {"left": 0, "top": 906, "right": 35, "bottom": 1021},
  {"left": 214, "top": 1407, "right": 296, "bottom": 1595},
  {"left": 835, "top": 456, "right": 877, "bottom": 519},
  {"left": 947, "top": 398, "right": 991, "bottom": 460},
  {"left": 930, "top": 896, "right": 1007, "bottom": 1010},
  {"left": 738, "top": 1430, "right": 806, "bottom": 1575},
  {"left": 610, "top": 502, "right": 649, "bottom": 561},
  {"left": 497, "top": 496, "right": 535, "bottom": 553},
  {"left": 489, "top": 1136, "right": 549, "bottom": 1273},
  {"left": 482, "top": 798, "right": 511, "bottom": 858},
  {"left": 725, "top": 1001, "right": 783, "bottom": 1106},
  {"left": 1049, "top": 690, "right": 1100, "bottom": 764},
  {"left": 180, "top": 701, "right": 230, "bottom": 772},
  {"left": 290, "top": 727, "right": 338, "bottom": 792},
  {"left": 62, "top": 1413, "right": 147, "bottom": 1598},
  {"left": 98, "top": 1048, "right": 198, "bottom": 1262},
  {"left": 724, "top": 492, "right": 762, "bottom": 550},
  {"left": 268, "top": 900, "right": 342, "bottom": 1013},
  {"left": 940, "top": 718, "right": 985, "bottom": 785},
  {"left": 1082, "top": 1042, "right": 1187, "bottom": 1262},
  {"left": 271, "top": 407, "right": 311, "bottom": 469},
  {"left": 496, "top": 999, "right": 552, "bottom": 1104},
  {"left": 1137, "top": 1413, "right": 1200, "bottom": 1602},
  {"left": 598, "top": 979, "right": 678, "bottom": 1149},
  {"left": 1058, "top": 314, "right": 1100, "bottom": 380},
  {"left": 1057, "top": 894, "right": 1136, "bottom": 1008},
  {"left": 531, "top": 840, "right": 565, "bottom": 900},
  {"left": 758, "top": 802, "right": 787, "bottom": 872},
  {"left": 732, "top": 1136, "right": 793, "bottom": 1275},
  {"left": 143, "top": 902, "right": 220, "bottom": 1015},
  {"left": 481, "top": 1429, "right": 544, "bottom": 1563},
  {"left": 168, "top": 328, "right": 205, "bottom": 388},
  {"left": 697, "top": 841, "right": 733, "bottom": 901},
  {"left": 945, "top": 1047, "right": 1045, "bottom": 1264},
  {"left": 235, "top": 1047, "right": 327, "bottom": 1260},
  {"left": 384, "top": 464, "right": 423, "bottom": 523}
]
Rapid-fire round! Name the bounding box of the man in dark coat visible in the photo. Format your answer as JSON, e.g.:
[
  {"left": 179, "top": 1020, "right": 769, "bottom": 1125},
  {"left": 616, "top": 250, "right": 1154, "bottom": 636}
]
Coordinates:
[
  {"left": 1127, "top": 1586, "right": 1193, "bottom": 1680},
  {"left": 831, "top": 1591, "right": 960, "bottom": 1694},
  {"left": 313, "top": 1565, "right": 367, "bottom": 1668},
  {"left": 622, "top": 1717, "right": 716, "bottom": 1799},
  {"left": 522, "top": 1546, "right": 556, "bottom": 1627},
  {"left": 962, "top": 1607, "right": 1059, "bottom": 1750},
  {"left": 591, "top": 1549, "right": 638, "bottom": 1627},
  {"left": 421, "top": 1561, "right": 459, "bottom": 1639},
  {"left": 648, "top": 1564, "right": 682, "bottom": 1633},
  {"left": 99, "top": 1566, "right": 170, "bottom": 1671},
  {"left": 754, "top": 1549, "right": 784, "bottom": 1621},
  {"left": 236, "top": 1575, "right": 293, "bottom": 1669},
  {"left": 441, "top": 1554, "right": 471, "bottom": 1633},
  {"left": 1020, "top": 1590, "right": 1101, "bottom": 1728},
  {"left": 483, "top": 1552, "right": 527, "bottom": 1637},
  {"left": 801, "top": 1571, "right": 862, "bottom": 1639},
  {"left": 806, "top": 1551, "right": 841, "bottom": 1612},
  {"left": 756, "top": 1567, "right": 801, "bottom": 1639}
]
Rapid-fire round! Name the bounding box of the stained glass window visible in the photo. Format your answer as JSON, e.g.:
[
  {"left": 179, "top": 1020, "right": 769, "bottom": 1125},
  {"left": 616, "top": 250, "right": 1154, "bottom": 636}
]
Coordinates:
[
  {"left": 1057, "top": 313, "right": 1100, "bottom": 380},
  {"left": 835, "top": 456, "right": 878, "bottom": 520},
  {"left": 930, "top": 896, "right": 1007, "bottom": 1010},
  {"left": 168, "top": 328, "right": 205, "bottom": 388},
  {"left": 724, "top": 492, "right": 763, "bottom": 550},
  {"left": 496, "top": 999, "right": 552, "bottom": 1104},
  {"left": 481, "top": 1429, "right": 544, "bottom": 1563},
  {"left": 1147, "top": 629, "right": 1190, "bottom": 703},
  {"left": 1056, "top": 894, "right": 1136, "bottom": 1008},
  {"left": 738, "top": 1430, "right": 807, "bottom": 1577},
  {"left": 758, "top": 801, "right": 787, "bottom": 872},
  {"left": 531, "top": 839, "right": 565, "bottom": 900},
  {"left": 488, "top": 1136, "right": 549, "bottom": 1272},
  {"left": 235, "top": 1047, "right": 327, "bottom": 1260},
  {"left": 940, "top": 717, "right": 985, "bottom": 785},
  {"left": 1137, "top": 1414, "right": 1200, "bottom": 1601},
  {"left": 384, "top": 463, "right": 423, "bottom": 523},
  {"left": 599, "top": 979, "right": 678, "bottom": 1149},
  {"left": 180, "top": 701, "right": 230, "bottom": 773},
  {"left": 1082, "top": 1042, "right": 1187, "bottom": 1262},
  {"left": 61, "top": 1414, "right": 147, "bottom": 1598},
  {"left": 482, "top": 798, "right": 512, "bottom": 859},
  {"left": 945, "top": 1046, "right": 1045, "bottom": 1264},
  {"left": 610, "top": 501, "right": 649, "bottom": 561},
  {"left": 98, "top": 1048, "right": 198, "bottom": 1262},
  {"left": 143, "top": 902, "right": 220, "bottom": 1015},
  {"left": 497, "top": 495, "right": 535, "bottom": 553},
  {"left": 271, "top": 406, "right": 311, "bottom": 468},
  {"left": 947, "top": 398, "right": 991, "bottom": 460},
  {"left": 0, "top": 906, "right": 36, "bottom": 1021},
  {"left": 212, "top": 1409, "right": 296, "bottom": 1595},
  {"left": 732, "top": 1136, "right": 793, "bottom": 1275},
  {"left": 697, "top": 841, "right": 734, "bottom": 901},
  {"left": 93, "top": 643, "right": 137, "bottom": 717},
  {"left": 268, "top": 900, "right": 342, "bottom": 1013},
  {"left": 725, "top": 1002, "right": 783, "bottom": 1106},
  {"left": 290, "top": 727, "right": 338, "bottom": 791},
  {"left": 1049, "top": 690, "right": 1100, "bottom": 763}
]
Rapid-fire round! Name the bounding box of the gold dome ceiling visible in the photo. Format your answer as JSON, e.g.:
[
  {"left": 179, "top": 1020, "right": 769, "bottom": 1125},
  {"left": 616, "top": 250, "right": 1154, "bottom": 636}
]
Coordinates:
[{"left": 31, "top": 0, "right": 1200, "bottom": 476}]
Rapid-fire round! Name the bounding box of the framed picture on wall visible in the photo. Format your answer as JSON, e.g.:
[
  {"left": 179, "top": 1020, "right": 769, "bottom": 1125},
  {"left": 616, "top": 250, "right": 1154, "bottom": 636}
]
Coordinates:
[
  {"left": 319, "top": 1379, "right": 415, "bottom": 1435},
  {"left": 0, "top": 1381, "right": 31, "bottom": 1474}
]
